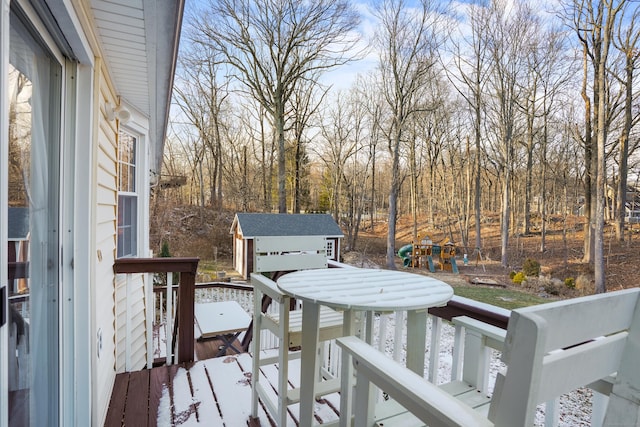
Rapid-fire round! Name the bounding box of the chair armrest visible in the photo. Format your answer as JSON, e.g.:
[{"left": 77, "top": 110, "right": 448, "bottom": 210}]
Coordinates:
[
  {"left": 251, "top": 273, "right": 287, "bottom": 304},
  {"left": 453, "top": 316, "right": 506, "bottom": 351},
  {"left": 337, "top": 336, "right": 494, "bottom": 427}
]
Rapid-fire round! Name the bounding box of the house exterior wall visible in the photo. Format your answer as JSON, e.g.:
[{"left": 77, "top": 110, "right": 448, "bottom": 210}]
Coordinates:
[
  {"left": 94, "top": 69, "right": 153, "bottom": 421},
  {"left": 92, "top": 69, "right": 119, "bottom": 425},
  {"left": 2, "top": 1, "right": 179, "bottom": 425}
]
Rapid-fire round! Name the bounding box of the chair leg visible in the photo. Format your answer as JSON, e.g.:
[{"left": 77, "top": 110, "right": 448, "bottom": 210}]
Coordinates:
[
  {"left": 251, "top": 289, "right": 262, "bottom": 418},
  {"left": 277, "top": 299, "right": 290, "bottom": 426}
]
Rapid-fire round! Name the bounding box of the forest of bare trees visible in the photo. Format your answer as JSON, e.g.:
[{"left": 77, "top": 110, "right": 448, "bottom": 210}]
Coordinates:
[{"left": 162, "top": 0, "right": 640, "bottom": 293}]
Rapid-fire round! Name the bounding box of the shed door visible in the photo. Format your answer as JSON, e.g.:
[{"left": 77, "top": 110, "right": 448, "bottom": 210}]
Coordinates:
[{"left": 3, "top": 8, "right": 63, "bottom": 426}]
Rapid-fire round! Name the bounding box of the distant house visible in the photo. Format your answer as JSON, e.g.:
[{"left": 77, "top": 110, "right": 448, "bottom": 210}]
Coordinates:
[{"left": 230, "top": 213, "right": 344, "bottom": 279}]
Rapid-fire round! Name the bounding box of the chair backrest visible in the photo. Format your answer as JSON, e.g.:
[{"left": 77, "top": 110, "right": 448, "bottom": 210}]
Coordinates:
[
  {"left": 489, "top": 288, "right": 640, "bottom": 426},
  {"left": 253, "top": 235, "right": 327, "bottom": 273}
]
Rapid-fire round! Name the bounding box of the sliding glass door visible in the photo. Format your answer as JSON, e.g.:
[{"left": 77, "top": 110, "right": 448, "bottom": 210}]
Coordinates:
[{"left": 5, "top": 8, "right": 62, "bottom": 427}]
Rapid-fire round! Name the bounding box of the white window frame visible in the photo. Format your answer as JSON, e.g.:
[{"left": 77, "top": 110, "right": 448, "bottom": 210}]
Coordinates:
[
  {"left": 117, "top": 128, "right": 141, "bottom": 258},
  {"left": 116, "top": 119, "right": 149, "bottom": 260},
  {"left": 326, "top": 239, "right": 335, "bottom": 259}
]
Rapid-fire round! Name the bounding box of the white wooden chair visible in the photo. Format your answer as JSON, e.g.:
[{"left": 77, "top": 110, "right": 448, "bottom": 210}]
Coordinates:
[
  {"left": 337, "top": 287, "right": 640, "bottom": 427},
  {"left": 249, "top": 236, "right": 351, "bottom": 426}
]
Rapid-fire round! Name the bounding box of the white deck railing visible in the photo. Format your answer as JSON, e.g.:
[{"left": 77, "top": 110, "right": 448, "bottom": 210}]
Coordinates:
[{"left": 148, "top": 272, "right": 600, "bottom": 426}]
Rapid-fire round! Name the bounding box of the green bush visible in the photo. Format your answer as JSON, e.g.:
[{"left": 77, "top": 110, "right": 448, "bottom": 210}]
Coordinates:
[
  {"left": 564, "top": 277, "right": 575, "bottom": 289},
  {"left": 509, "top": 271, "right": 517, "bottom": 280},
  {"left": 522, "top": 258, "right": 541, "bottom": 277},
  {"left": 160, "top": 240, "right": 171, "bottom": 257},
  {"left": 512, "top": 271, "right": 526, "bottom": 285}
]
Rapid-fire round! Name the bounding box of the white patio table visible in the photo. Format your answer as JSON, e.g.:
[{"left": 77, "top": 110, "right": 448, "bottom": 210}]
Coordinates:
[
  {"left": 277, "top": 267, "right": 454, "bottom": 427},
  {"left": 195, "top": 301, "right": 251, "bottom": 356}
]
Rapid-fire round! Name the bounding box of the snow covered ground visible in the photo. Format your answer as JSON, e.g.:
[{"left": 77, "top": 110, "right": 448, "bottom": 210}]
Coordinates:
[{"left": 372, "top": 312, "right": 594, "bottom": 427}]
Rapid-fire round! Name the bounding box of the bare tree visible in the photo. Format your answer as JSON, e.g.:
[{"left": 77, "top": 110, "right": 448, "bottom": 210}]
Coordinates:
[
  {"left": 570, "top": 0, "right": 627, "bottom": 293},
  {"left": 317, "top": 91, "right": 359, "bottom": 221},
  {"left": 289, "top": 76, "right": 327, "bottom": 213},
  {"left": 446, "top": 1, "right": 492, "bottom": 256},
  {"left": 373, "top": 0, "right": 447, "bottom": 269},
  {"left": 483, "top": 0, "right": 534, "bottom": 268},
  {"left": 342, "top": 85, "right": 370, "bottom": 251},
  {"left": 613, "top": 3, "right": 640, "bottom": 241},
  {"left": 173, "top": 38, "right": 230, "bottom": 211},
  {"left": 356, "top": 73, "right": 385, "bottom": 230},
  {"left": 197, "top": 0, "right": 360, "bottom": 213},
  {"left": 534, "top": 28, "right": 573, "bottom": 253}
]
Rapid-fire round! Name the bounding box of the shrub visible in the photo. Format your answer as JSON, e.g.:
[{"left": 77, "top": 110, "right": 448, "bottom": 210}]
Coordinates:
[
  {"left": 512, "top": 271, "right": 526, "bottom": 285},
  {"left": 160, "top": 240, "right": 171, "bottom": 257},
  {"left": 565, "top": 277, "right": 575, "bottom": 289},
  {"left": 544, "top": 282, "right": 560, "bottom": 295},
  {"left": 575, "top": 274, "right": 593, "bottom": 293},
  {"left": 509, "top": 271, "right": 517, "bottom": 280},
  {"left": 522, "top": 258, "right": 541, "bottom": 277}
]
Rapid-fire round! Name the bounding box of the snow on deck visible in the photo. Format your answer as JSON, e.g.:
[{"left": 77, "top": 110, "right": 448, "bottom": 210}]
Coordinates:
[{"left": 104, "top": 352, "right": 340, "bottom": 426}]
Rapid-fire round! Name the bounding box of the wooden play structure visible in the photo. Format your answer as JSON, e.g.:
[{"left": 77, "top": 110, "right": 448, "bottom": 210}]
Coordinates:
[{"left": 398, "top": 235, "right": 459, "bottom": 273}]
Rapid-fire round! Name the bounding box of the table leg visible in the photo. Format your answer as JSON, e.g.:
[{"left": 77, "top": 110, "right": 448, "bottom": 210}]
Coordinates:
[
  {"left": 215, "top": 333, "right": 242, "bottom": 357},
  {"left": 406, "top": 309, "right": 428, "bottom": 375},
  {"left": 300, "top": 301, "right": 321, "bottom": 426},
  {"left": 364, "top": 310, "right": 373, "bottom": 344},
  {"left": 339, "top": 309, "right": 357, "bottom": 427}
]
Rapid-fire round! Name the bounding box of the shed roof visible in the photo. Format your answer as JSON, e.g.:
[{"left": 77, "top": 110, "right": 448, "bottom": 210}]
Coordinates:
[{"left": 232, "top": 213, "right": 344, "bottom": 238}]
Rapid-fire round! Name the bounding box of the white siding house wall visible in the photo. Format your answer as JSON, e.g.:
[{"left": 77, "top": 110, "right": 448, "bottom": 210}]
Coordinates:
[
  {"left": 115, "top": 273, "right": 148, "bottom": 372},
  {"left": 93, "top": 71, "right": 119, "bottom": 425}
]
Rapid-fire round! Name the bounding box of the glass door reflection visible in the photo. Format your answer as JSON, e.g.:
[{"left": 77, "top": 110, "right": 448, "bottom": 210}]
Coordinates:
[{"left": 7, "top": 9, "right": 62, "bottom": 426}]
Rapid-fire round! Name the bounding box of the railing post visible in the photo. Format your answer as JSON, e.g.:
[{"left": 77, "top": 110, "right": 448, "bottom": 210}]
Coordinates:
[
  {"left": 177, "top": 268, "right": 195, "bottom": 364},
  {"left": 166, "top": 273, "right": 174, "bottom": 365},
  {"left": 114, "top": 257, "right": 199, "bottom": 366}
]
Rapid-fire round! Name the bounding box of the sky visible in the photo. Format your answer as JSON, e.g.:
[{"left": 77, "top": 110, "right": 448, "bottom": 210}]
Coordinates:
[{"left": 177, "top": 0, "right": 567, "bottom": 100}]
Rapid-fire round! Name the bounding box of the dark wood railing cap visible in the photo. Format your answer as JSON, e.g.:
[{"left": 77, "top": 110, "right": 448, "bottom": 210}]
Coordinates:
[{"left": 113, "top": 257, "right": 199, "bottom": 274}]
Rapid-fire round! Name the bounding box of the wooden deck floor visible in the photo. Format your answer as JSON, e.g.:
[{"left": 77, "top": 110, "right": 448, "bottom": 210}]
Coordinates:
[{"left": 104, "top": 350, "right": 341, "bottom": 426}]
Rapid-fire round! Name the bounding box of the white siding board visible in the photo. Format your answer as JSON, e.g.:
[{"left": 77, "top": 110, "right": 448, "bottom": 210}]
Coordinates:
[
  {"left": 99, "top": 28, "right": 146, "bottom": 45},
  {"left": 96, "top": 185, "right": 117, "bottom": 205},
  {"left": 103, "top": 42, "right": 145, "bottom": 55},
  {"left": 96, "top": 140, "right": 116, "bottom": 169},
  {"left": 95, "top": 219, "right": 116, "bottom": 240},
  {"left": 95, "top": 232, "right": 115, "bottom": 249},
  {"left": 103, "top": 47, "right": 146, "bottom": 62},
  {"left": 93, "top": 7, "right": 144, "bottom": 22},
  {"left": 96, "top": 166, "right": 116, "bottom": 191},
  {"left": 115, "top": 273, "right": 148, "bottom": 372},
  {"left": 99, "top": 30, "right": 145, "bottom": 45},
  {"left": 93, "top": 0, "right": 143, "bottom": 14},
  {"left": 95, "top": 0, "right": 143, "bottom": 10},
  {"left": 95, "top": 205, "right": 116, "bottom": 225}
]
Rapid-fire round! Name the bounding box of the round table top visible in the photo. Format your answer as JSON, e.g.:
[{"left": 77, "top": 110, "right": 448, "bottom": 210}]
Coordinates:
[{"left": 277, "top": 268, "right": 453, "bottom": 311}]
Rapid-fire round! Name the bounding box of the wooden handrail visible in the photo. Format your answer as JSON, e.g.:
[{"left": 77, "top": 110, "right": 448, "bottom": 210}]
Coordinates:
[
  {"left": 113, "top": 257, "right": 199, "bottom": 364},
  {"left": 113, "top": 257, "right": 199, "bottom": 274},
  {"left": 429, "top": 295, "right": 510, "bottom": 330}
]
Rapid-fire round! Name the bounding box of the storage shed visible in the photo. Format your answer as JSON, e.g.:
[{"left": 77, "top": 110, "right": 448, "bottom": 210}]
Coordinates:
[{"left": 230, "top": 213, "right": 344, "bottom": 279}]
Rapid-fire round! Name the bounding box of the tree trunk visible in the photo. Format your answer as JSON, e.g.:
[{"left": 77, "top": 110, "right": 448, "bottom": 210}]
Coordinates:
[{"left": 275, "top": 95, "right": 287, "bottom": 213}]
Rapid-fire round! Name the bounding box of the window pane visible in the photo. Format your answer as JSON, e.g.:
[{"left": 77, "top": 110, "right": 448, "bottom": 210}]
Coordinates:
[
  {"left": 118, "top": 132, "right": 136, "bottom": 193},
  {"left": 117, "top": 129, "right": 138, "bottom": 258},
  {"left": 117, "top": 195, "right": 137, "bottom": 257}
]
